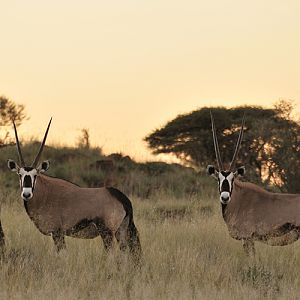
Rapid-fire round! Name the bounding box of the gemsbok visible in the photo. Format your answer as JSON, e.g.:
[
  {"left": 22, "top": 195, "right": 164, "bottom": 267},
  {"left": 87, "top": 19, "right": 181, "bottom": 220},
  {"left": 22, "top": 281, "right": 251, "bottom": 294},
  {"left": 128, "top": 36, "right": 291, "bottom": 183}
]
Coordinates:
[
  {"left": 207, "top": 112, "right": 300, "bottom": 255},
  {"left": 7, "top": 119, "right": 142, "bottom": 262}
]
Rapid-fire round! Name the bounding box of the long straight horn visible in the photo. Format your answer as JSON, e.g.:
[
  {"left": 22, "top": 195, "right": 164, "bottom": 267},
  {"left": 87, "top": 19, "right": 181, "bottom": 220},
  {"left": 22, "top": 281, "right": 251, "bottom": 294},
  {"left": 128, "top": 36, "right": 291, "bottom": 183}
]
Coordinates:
[
  {"left": 229, "top": 114, "right": 245, "bottom": 171},
  {"left": 13, "top": 120, "right": 25, "bottom": 166},
  {"left": 210, "top": 111, "right": 223, "bottom": 171},
  {"left": 31, "top": 118, "right": 52, "bottom": 168}
]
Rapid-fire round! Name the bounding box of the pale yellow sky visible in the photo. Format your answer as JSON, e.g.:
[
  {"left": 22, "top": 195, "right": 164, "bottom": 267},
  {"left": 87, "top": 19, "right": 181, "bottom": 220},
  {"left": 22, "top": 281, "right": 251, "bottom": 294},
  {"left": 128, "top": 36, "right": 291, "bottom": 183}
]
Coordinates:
[{"left": 1, "top": 1, "right": 300, "bottom": 161}]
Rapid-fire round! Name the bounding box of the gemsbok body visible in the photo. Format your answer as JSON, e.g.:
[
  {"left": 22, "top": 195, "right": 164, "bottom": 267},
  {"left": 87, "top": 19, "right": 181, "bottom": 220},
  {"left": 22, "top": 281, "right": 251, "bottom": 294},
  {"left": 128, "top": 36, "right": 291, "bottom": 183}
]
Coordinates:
[
  {"left": 207, "top": 112, "right": 300, "bottom": 255},
  {"left": 8, "top": 119, "right": 141, "bottom": 262}
]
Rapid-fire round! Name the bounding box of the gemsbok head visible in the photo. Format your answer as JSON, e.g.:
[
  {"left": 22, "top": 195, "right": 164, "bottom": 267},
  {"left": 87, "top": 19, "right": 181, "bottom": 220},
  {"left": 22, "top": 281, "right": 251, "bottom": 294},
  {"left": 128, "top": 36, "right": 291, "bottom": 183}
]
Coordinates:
[
  {"left": 207, "top": 112, "right": 300, "bottom": 256},
  {"left": 8, "top": 119, "right": 141, "bottom": 263},
  {"left": 8, "top": 119, "right": 51, "bottom": 200},
  {"left": 207, "top": 112, "right": 246, "bottom": 205}
]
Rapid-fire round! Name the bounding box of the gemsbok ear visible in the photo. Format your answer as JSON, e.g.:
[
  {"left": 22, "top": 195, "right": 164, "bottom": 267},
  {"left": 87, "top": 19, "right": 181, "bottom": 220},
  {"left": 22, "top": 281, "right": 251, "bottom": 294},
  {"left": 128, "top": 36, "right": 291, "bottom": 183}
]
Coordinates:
[
  {"left": 7, "top": 159, "right": 19, "bottom": 172},
  {"left": 236, "top": 166, "right": 245, "bottom": 177},
  {"left": 207, "top": 165, "right": 217, "bottom": 177},
  {"left": 38, "top": 160, "right": 50, "bottom": 173}
]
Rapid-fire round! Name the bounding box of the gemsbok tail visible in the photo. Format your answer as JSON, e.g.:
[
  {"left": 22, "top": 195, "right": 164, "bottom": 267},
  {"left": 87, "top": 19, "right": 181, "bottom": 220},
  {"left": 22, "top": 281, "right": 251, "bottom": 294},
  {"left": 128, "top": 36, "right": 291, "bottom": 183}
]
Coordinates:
[{"left": 108, "top": 187, "right": 142, "bottom": 263}]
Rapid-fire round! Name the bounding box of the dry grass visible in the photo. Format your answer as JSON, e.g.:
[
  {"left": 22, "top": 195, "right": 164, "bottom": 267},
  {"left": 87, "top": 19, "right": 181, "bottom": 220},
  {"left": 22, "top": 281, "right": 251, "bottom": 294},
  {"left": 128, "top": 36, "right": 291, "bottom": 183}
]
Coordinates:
[{"left": 0, "top": 192, "right": 300, "bottom": 300}]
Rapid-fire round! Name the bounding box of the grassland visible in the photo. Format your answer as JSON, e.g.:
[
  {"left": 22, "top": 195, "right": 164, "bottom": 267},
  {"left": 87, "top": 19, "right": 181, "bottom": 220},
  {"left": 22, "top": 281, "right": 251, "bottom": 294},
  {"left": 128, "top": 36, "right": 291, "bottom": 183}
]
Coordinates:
[
  {"left": 0, "top": 144, "right": 299, "bottom": 299},
  {"left": 1, "top": 190, "right": 300, "bottom": 300}
]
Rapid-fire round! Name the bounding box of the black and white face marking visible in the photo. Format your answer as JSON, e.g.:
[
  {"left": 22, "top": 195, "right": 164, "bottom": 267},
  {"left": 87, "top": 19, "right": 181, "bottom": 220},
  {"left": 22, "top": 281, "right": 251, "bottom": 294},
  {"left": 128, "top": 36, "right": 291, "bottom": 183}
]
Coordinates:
[
  {"left": 218, "top": 171, "right": 234, "bottom": 204},
  {"left": 7, "top": 159, "right": 50, "bottom": 201},
  {"left": 207, "top": 165, "right": 246, "bottom": 205},
  {"left": 18, "top": 167, "right": 38, "bottom": 200}
]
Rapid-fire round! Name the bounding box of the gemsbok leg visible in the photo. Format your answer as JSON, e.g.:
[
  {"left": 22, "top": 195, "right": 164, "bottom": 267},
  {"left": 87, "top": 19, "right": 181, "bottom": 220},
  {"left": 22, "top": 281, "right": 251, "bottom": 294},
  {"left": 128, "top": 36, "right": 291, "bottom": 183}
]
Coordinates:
[
  {"left": 242, "top": 239, "right": 255, "bottom": 257},
  {"left": 52, "top": 230, "right": 66, "bottom": 252},
  {"left": 115, "top": 215, "right": 130, "bottom": 252},
  {"left": 96, "top": 222, "right": 114, "bottom": 252},
  {"left": 127, "top": 221, "right": 142, "bottom": 260}
]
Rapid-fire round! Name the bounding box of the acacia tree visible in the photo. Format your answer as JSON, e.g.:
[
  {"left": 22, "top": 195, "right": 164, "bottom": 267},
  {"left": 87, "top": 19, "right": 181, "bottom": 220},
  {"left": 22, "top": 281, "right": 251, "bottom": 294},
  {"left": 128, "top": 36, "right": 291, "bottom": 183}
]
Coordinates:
[
  {"left": 266, "top": 101, "right": 300, "bottom": 192},
  {"left": 145, "top": 100, "right": 300, "bottom": 192},
  {"left": 0, "top": 96, "right": 27, "bottom": 147}
]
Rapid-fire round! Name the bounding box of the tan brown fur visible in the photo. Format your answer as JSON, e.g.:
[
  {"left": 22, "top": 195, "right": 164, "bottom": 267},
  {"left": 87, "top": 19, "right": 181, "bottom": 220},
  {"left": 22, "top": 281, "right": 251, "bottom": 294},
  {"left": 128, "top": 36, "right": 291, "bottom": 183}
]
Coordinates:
[
  {"left": 223, "top": 179, "right": 300, "bottom": 245},
  {"left": 23, "top": 174, "right": 141, "bottom": 261},
  {"left": 28, "top": 175, "right": 125, "bottom": 236}
]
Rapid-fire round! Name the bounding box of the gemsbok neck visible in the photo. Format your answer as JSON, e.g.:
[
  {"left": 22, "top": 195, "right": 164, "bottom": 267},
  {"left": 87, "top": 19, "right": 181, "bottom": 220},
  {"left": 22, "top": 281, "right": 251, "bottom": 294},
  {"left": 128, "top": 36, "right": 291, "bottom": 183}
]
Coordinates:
[
  {"left": 233, "top": 179, "right": 270, "bottom": 195},
  {"left": 37, "top": 174, "right": 80, "bottom": 189}
]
